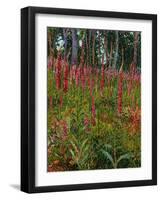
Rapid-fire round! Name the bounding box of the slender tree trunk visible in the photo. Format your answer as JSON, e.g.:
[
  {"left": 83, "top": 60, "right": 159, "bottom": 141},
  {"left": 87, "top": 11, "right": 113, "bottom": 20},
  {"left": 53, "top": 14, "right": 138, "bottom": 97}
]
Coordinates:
[
  {"left": 48, "top": 31, "right": 54, "bottom": 56},
  {"left": 112, "top": 31, "right": 119, "bottom": 69},
  {"left": 80, "top": 32, "right": 85, "bottom": 66},
  {"left": 92, "top": 30, "right": 96, "bottom": 66},
  {"left": 133, "top": 32, "right": 139, "bottom": 68},
  {"left": 104, "top": 31, "right": 109, "bottom": 68},
  {"left": 48, "top": 31, "right": 54, "bottom": 70},
  {"left": 98, "top": 31, "right": 101, "bottom": 65},
  {"left": 88, "top": 30, "right": 91, "bottom": 66},
  {"left": 120, "top": 48, "right": 124, "bottom": 72},
  {"left": 48, "top": 32, "right": 52, "bottom": 55},
  {"left": 130, "top": 31, "right": 139, "bottom": 74},
  {"left": 86, "top": 31, "right": 88, "bottom": 66},
  {"left": 109, "top": 41, "right": 113, "bottom": 68},
  {"left": 66, "top": 47, "right": 71, "bottom": 64},
  {"left": 71, "top": 29, "right": 78, "bottom": 65},
  {"left": 63, "top": 29, "right": 68, "bottom": 58}
]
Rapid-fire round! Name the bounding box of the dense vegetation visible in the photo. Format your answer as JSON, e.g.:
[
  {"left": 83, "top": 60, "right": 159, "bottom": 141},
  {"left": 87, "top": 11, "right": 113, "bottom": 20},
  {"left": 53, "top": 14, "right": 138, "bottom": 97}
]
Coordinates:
[{"left": 47, "top": 28, "right": 141, "bottom": 172}]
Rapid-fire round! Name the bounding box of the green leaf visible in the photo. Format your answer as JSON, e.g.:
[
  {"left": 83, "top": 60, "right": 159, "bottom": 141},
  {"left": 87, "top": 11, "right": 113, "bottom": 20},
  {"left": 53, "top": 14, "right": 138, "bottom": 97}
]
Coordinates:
[
  {"left": 69, "top": 149, "right": 75, "bottom": 159},
  {"left": 117, "top": 153, "right": 132, "bottom": 165},
  {"left": 70, "top": 140, "right": 78, "bottom": 153},
  {"left": 101, "top": 150, "right": 115, "bottom": 167},
  {"left": 80, "top": 138, "right": 88, "bottom": 150}
]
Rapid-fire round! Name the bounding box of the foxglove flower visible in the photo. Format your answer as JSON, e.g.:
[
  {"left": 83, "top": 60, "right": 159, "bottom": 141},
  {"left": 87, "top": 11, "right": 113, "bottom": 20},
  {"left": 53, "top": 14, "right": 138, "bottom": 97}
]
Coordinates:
[
  {"left": 55, "top": 53, "right": 62, "bottom": 90},
  {"left": 63, "top": 62, "right": 68, "bottom": 92},
  {"left": 117, "top": 70, "right": 123, "bottom": 114},
  {"left": 60, "top": 95, "right": 63, "bottom": 108}
]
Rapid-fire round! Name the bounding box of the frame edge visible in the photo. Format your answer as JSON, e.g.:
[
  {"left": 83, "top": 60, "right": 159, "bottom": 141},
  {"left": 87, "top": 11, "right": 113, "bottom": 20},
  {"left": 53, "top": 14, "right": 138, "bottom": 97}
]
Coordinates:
[{"left": 21, "top": 7, "right": 30, "bottom": 193}]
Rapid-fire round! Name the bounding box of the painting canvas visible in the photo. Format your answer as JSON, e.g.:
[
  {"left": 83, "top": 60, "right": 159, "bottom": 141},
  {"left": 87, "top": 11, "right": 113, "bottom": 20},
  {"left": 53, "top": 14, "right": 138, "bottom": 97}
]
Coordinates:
[{"left": 47, "top": 27, "right": 141, "bottom": 172}]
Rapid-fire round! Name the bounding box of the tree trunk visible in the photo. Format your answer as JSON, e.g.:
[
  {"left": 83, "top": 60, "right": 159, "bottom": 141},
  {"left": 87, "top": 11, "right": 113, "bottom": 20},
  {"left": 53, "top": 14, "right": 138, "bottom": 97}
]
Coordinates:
[
  {"left": 104, "top": 31, "right": 109, "bottom": 68},
  {"left": 88, "top": 30, "right": 92, "bottom": 66},
  {"left": 112, "top": 31, "right": 119, "bottom": 69},
  {"left": 98, "top": 31, "right": 101, "bottom": 65},
  {"left": 63, "top": 29, "right": 68, "bottom": 58},
  {"left": 48, "top": 31, "right": 54, "bottom": 70},
  {"left": 109, "top": 41, "right": 113, "bottom": 68},
  {"left": 92, "top": 30, "right": 96, "bottom": 66},
  {"left": 133, "top": 32, "right": 139, "bottom": 67},
  {"left": 71, "top": 29, "right": 78, "bottom": 65},
  {"left": 86, "top": 31, "right": 88, "bottom": 66},
  {"left": 80, "top": 32, "right": 85, "bottom": 65},
  {"left": 120, "top": 48, "right": 124, "bottom": 72}
]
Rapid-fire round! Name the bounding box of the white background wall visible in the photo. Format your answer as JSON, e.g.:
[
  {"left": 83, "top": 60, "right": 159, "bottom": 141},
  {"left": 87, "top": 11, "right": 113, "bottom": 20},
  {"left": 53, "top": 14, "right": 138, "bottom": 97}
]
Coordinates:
[{"left": 0, "top": 0, "right": 160, "bottom": 199}]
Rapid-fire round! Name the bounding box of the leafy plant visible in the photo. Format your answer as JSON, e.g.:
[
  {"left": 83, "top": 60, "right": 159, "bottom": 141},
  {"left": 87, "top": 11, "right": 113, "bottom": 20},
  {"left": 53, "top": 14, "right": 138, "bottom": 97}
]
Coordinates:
[
  {"left": 69, "top": 135, "right": 90, "bottom": 170},
  {"left": 100, "top": 144, "right": 132, "bottom": 168}
]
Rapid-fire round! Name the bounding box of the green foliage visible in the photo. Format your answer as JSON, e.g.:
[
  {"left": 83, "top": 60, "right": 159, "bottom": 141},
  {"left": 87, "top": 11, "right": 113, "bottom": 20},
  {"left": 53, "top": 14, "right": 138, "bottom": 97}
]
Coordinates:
[
  {"left": 69, "top": 135, "right": 90, "bottom": 169},
  {"left": 100, "top": 145, "right": 132, "bottom": 169}
]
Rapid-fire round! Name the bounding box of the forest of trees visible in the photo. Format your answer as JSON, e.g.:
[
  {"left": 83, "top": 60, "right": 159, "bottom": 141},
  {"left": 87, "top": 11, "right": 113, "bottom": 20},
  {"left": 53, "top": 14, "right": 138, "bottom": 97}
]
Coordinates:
[{"left": 47, "top": 28, "right": 141, "bottom": 72}]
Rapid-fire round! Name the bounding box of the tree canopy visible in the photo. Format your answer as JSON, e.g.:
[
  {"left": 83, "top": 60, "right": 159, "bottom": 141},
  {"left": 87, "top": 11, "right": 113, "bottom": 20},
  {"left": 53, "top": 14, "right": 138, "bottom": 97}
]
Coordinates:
[{"left": 47, "top": 27, "right": 141, "bottom": 72}]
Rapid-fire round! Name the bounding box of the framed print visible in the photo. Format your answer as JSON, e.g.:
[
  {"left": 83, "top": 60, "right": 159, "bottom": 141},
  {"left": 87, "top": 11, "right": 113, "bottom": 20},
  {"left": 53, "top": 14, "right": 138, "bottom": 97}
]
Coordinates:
[{"left": 21, "top": 6, "right": 157, "bottom": 193}]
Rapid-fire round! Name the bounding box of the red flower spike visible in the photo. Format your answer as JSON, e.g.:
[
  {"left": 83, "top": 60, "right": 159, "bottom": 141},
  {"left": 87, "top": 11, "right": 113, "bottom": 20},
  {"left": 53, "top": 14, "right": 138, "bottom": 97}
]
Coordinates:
[
  {"left": 63, "top": 62, "right": 69, "bottom": 92},
  {"left": 56, "top": 53, "right": 62, "bottom": 90},
  {"left": 60, "top": 96, "right": 63, "bottom": 108},
  {"left": 117, "top": 70, "right": 123, "bottom": 114}
]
